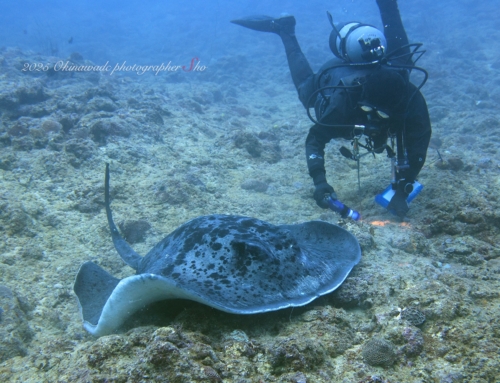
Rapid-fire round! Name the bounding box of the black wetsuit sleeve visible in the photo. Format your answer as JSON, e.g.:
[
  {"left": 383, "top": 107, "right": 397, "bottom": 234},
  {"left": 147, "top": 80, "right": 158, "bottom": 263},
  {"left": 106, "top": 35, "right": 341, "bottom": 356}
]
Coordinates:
[
  {"left": 377, "top": 0, "right": 429, "bottom": 181},
  {"left": 377, "top": 0, "right": 411, "bottom": 64},
  {"left": 304, "top": 85, "right": 356, "bottom": 184},
  {"left": 402, "top": 90, "right": 432, "bottom": 182},
  {"left": 305, "top": 124, "right": 336, "bottom": 182}
]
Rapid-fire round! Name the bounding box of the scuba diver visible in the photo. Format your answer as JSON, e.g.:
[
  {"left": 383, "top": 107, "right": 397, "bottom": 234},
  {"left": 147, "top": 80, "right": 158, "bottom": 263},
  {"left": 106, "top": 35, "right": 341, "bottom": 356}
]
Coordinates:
[{"left": 231, "top": 0, "right": 431, "bottom": 218}]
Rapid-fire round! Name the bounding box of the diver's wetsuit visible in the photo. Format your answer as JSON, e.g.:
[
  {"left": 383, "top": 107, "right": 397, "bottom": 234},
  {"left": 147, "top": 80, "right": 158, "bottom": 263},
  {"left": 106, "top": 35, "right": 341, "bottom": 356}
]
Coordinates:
[{"left": 280, "top": 0, "right": 431, "bottom": 189}]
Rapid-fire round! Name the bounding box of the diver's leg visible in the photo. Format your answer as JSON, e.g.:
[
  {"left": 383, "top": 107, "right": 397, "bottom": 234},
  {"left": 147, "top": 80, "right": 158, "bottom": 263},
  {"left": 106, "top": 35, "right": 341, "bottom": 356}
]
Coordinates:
[
  {"left": 231, "top": 15, "right": 313, "bottom": 92},
  {"left": 376, "top": 0, "right": 410, "bottom": 61},
  {"left": 279, "top": 27, "right": 314, "bottom": 91}
]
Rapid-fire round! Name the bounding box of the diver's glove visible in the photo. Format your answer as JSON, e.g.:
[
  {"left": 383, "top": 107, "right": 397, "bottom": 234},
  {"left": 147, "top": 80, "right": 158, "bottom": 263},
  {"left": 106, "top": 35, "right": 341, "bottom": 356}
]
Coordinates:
[
  {"left": 313, "top": 174, "right": 336, "bottom": 209},
  {"left": 386, "top": 180, "right": 412, "bottom": 218}
]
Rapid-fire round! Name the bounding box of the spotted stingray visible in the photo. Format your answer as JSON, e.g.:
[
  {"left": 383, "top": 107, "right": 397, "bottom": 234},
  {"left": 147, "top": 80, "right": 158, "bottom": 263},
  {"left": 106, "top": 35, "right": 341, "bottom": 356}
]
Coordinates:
[{"left": 74, "top": 165, "right": 361, "bottom": 336}]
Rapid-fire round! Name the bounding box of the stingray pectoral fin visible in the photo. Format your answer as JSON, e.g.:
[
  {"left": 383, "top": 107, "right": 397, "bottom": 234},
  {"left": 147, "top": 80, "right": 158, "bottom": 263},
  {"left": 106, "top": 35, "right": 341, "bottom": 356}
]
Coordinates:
[
  {"left": 281, "top": 220, "right": 362, "bottom": 296},
  {"left": 76, "top": 272, "right": 216, "bottom": 337},
  {"left": 74, "top": 262, "right": 121, "bottom": 329}
]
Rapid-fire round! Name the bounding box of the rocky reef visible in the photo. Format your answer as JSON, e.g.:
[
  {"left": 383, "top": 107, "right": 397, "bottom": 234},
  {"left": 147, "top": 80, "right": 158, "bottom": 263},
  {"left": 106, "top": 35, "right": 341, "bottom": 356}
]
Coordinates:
[{"left": 1, "top": 4, "right": 500, "bottom": 380}]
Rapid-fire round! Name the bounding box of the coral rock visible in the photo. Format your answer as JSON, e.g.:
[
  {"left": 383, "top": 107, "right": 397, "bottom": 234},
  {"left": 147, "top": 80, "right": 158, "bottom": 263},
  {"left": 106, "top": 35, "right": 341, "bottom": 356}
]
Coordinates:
[{"left": 362, "top": 338, "right": 396, "bottom": 367}]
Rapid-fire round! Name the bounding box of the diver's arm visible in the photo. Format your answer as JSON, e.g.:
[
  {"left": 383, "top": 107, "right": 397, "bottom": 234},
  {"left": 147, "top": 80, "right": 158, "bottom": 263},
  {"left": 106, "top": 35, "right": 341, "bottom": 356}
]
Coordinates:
[
  {"left": 401, "top": 91, "right": 432, "bottom": 182},
  {"left": 376, "top": 0, "right": 411, "bottom": 62},
  {"left": 306, "top": 126, "right": 338, "bottom": 208},
  {"left": 305, "top": 125, "right": 338, "bottom": 184},
  {"left": 306, "top": 129, "right": 327, "bottom": 181},
  {"left": 387, "top": 94, "right": 430, "bottom": 218}
]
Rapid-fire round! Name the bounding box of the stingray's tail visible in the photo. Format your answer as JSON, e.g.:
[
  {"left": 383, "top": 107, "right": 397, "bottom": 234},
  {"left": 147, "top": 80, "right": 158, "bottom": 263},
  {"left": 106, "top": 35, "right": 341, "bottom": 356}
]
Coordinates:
[{"left": 105, "top": 164, "right": 142, "bottom": 270}]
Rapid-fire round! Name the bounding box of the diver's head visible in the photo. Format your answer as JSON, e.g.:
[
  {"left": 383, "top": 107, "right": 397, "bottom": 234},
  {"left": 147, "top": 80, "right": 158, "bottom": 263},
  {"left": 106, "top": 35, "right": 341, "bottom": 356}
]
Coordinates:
[
  {"left": 356, "top": 68, "right": 408, "bottom": 146},
  {"left": 330, "top": 22, "right": 386, "bottom": 63},
  {"left": 361, "top": 68, "right": 408, "bottom": 111}
]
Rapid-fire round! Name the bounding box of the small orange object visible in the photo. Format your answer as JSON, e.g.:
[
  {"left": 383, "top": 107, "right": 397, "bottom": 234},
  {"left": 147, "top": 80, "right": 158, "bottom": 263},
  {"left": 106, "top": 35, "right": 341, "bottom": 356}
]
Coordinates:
[
  {"left": 369, "top": 220, "right": 412, "bottom": 228},
  {"left": 369, "top": 220, "right": 390, "bottom": 227}
]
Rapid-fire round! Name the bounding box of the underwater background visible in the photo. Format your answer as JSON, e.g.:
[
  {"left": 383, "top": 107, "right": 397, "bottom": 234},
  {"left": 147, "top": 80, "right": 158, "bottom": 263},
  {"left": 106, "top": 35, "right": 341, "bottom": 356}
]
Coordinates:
[{"left": 1, "top": 0, "right": 499, "bottom": 382}]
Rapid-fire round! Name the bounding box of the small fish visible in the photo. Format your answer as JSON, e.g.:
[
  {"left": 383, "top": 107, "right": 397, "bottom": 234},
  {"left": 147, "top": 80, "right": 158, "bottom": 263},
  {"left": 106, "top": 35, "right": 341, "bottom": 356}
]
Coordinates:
[{"left": 68, "top": 37, "right": 73, "bottom": 44}]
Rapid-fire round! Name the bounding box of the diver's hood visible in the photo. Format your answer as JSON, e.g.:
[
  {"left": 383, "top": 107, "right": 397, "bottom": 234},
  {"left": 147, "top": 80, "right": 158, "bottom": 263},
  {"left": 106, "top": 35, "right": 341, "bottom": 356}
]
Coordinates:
[
  {"left": 329, "top": 22, "right": 387, "bottom": 63},
  {"left": 360, "top": 67, "right": 408, "bottom": 111}
]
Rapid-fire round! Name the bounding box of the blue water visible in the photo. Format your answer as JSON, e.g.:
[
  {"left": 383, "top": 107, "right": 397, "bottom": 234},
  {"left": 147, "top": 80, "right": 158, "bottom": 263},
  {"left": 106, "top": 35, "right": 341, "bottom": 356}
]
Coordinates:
[
  {"left": 0, "top": 1, "right": 469, "bottom": 67},
  {"left": 1, "top": 0, "right": 496, "bottom": 80}
]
